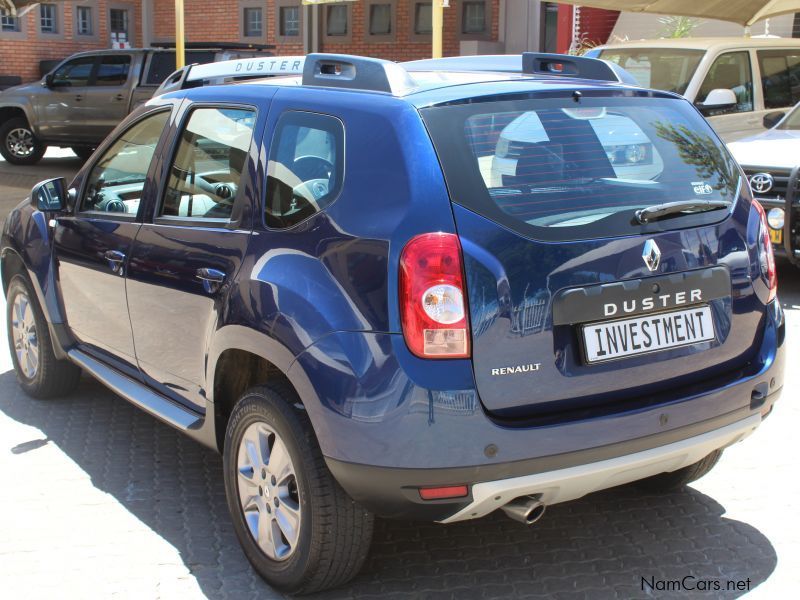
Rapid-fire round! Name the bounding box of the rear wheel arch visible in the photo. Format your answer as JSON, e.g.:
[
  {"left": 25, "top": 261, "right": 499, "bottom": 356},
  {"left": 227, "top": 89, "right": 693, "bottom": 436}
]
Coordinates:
[{"left": 212, "top": 348, "right": 294, "bottom": 451}]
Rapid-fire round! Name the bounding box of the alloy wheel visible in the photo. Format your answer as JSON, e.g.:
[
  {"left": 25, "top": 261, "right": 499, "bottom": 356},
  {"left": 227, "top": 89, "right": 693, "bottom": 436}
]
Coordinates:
[
  {"left": 236, "top": 421, "right": 302, "bottom": 561},
  {"left": 11, "top": 291, "right": 39, "bottom": 379},
  {"left": 5, "top": 127, "right": 35, "bottom": 158}
]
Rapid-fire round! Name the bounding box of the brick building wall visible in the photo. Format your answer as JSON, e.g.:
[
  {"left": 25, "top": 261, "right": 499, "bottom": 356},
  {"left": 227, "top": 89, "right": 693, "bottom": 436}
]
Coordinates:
[
  {"left": 1, "top": 1, "right": 142, "bottom": 82},
  {"left": 2, "top": 0, "right": 500, "bottom": 83}
]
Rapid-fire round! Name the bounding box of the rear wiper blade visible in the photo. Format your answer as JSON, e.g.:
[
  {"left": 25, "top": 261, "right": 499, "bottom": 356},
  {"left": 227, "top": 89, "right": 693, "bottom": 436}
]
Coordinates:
[{"left": 635, "top": 200, "right": 731, "bottom": 224}]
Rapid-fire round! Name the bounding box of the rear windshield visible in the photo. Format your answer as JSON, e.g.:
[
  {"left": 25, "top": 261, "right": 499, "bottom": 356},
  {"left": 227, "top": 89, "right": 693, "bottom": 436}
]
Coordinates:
[
  {"left": 421, "top": 93, "right": 740, "bottom": 242},
  {"left": 595, "top": 49, "right": 704, "bottom": 96}
]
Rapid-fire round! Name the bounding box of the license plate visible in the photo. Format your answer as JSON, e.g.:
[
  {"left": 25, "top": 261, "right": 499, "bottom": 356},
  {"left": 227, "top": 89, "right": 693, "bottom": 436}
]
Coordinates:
[
  {"left": 582, "top": 306, "right": 715, "bottom": 364},
  {"left": 769, "top": 227, "right": 783, "bottom": 245}
]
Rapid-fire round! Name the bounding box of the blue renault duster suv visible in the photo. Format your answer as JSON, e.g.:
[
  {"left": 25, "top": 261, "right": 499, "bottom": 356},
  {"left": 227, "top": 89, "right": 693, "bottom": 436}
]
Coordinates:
[{"left": 1, "top": 53, "right": 785, "bottom": 594}]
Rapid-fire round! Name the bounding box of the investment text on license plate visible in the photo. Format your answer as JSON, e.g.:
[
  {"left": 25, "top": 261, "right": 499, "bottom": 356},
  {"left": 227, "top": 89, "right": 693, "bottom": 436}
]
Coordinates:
[{"left": 583, "top": 306, "right": 715, "bottom": 363}]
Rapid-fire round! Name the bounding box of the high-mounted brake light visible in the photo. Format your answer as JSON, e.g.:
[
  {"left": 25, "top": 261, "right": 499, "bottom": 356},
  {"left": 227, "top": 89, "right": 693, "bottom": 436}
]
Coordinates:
[
  {"left": 399, "top": 233, "right": 471, "bottom": 359},
  {"left": 753, "top": 200, "right": 778, "bottom": 303}
]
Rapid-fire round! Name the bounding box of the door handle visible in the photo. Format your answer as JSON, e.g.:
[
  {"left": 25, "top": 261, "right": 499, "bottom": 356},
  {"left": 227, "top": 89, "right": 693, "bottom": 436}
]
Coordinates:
[
  {"left": 103, "top": 250, "right": 126, "bottom": 274},
  {"left": 196, "top": 267, "right": 226, "bottom": 293},
  {"left": 114, "top": 94, "right": 125, "bottom": 101},
  {"left": 75, "top": 94, "right": 83, "bottom": 102}
]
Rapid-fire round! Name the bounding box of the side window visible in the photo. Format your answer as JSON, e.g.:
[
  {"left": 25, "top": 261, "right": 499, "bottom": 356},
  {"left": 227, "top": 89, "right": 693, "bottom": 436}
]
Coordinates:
[
  {"left": 757, "top": 49, "right": 800, "bottom": 109},
  {"left": 52, "top": 56, "right": 95, "bottom": 87},
  {"left": 159, "top": 107, "right": 256, "bottom": 221},
  {"left": 265, "top": 111, "right": 344, "bottom": 229},
  {"left": 697, "top": 51, "right": 753, "bottom": 115},
  {"left": 96, "top": 55, "right": 131, "bottom": 86},
  {"left": 81, "top": 111, "right": 169, "bottom": 214}
]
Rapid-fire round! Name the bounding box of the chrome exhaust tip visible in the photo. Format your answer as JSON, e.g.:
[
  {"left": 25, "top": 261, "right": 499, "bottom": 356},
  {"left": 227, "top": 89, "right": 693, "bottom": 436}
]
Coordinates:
[{"left": 500, "top": 495, "right": 546, "bottom": 525}]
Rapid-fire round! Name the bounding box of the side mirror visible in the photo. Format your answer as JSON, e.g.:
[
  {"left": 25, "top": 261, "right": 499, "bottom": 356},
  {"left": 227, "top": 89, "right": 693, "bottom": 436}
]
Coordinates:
[
  {"left": 698, "top": 88, "right": 738, "bottom": 114},
  {"left": 43, "top": 73, "right": 54, "bottom": 88},
  {"left": 763, "top": 110, "right": 786, "bottom": 129},
  {"left": 32, "top": 177, "right": 68, "bottom": 212}
]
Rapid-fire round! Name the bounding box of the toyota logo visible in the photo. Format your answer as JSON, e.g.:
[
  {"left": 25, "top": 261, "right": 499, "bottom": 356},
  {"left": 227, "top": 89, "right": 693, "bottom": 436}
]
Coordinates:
[{"left": 749, "top": 172, "right": 774, "bottom": 194}]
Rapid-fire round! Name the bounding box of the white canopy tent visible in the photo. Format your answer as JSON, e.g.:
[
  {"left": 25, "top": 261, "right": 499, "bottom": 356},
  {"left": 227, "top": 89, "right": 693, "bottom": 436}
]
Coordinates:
[{"left": 555, "top": 0, "right": 800, "bottom": 28}]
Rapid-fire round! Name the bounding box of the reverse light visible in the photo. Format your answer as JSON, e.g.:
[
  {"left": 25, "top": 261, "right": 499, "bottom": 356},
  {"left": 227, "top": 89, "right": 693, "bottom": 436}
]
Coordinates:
[
  {"left": 418, "top": 484, "right": 469, "bottom": 501},
  {"left": 753, "top": 201, "right": 778, "bottom": 303},
  {"left": 399, "top": 233, "right": 471, "bottom": 359}
]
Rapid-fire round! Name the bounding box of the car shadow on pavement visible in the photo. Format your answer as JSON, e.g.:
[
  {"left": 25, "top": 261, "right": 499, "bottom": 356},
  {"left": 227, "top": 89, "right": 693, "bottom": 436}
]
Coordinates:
[{"left": 0, "top": 371, "right": 776, "bottom": 600}]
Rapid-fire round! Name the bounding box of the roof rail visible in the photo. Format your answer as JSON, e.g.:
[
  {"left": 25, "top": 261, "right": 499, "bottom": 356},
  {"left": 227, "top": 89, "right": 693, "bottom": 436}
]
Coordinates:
[
  {"left": 154, "top": 53, "right": 417, "bottom": 97},
  {"left": 151, "top": 41, "right": 276, "bottom": 51},
  {"left": 301, "top": 54, "right": 417, "bottom": 95},
  {"left": 155, "top": 56, "right": 306, "bottom": 96},
  {"left": 153, "top": 51, "right": 635, "bottom": 98},
  {"left": 521, "top": 53, "right": 634, "bottom": 84},
  {"left": 403, "top": 52, "right": 637, "bottom": 85}
]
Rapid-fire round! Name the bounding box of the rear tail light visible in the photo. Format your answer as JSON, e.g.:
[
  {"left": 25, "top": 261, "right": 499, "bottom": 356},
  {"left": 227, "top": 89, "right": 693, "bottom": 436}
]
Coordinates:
[
  {"left": 399, "top": 233, "right": 471, "bottom": 359},
  {"left": 753, "top": 200, "right": 778, "bottom": 303}
]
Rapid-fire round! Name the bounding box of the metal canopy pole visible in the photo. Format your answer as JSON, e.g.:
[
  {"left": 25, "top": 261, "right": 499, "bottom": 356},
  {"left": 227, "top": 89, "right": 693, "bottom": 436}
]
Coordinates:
[
  {"left": 175, "top": 0, "right": 186, "bottom": 69},
  {"left": 432, "top": 0, "right": 444, "bottom": 58}
]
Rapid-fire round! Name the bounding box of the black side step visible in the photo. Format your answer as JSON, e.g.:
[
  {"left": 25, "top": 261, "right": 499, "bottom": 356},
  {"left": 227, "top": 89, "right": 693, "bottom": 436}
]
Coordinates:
[{"left": 68, "top": 349, "right": 203, "bottom": 431}]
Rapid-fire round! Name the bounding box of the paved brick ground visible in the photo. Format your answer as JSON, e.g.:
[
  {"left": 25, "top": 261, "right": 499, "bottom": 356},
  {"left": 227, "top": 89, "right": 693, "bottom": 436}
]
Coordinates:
[{"left": 0, "top": 154, "right": 799, "bottom": 599}]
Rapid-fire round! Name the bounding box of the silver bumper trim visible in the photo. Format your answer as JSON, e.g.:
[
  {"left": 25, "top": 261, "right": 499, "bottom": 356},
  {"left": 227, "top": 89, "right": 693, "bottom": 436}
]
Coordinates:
[{"left": 440, "top": 414, "right": 761, "bottom": 523}]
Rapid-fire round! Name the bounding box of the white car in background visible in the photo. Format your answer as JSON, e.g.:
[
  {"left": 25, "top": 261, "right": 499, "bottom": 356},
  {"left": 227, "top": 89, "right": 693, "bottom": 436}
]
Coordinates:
[
  {"left": 588, "top": 37, "right": 800, "bottom": 142},
  {"left": 728, "top": 103, "right": 800, "bottom": 264}
]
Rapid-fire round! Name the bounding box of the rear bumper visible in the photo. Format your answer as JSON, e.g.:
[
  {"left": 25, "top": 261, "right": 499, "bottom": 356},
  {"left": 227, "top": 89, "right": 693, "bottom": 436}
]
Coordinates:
[
  {"left": 326, "top": 389, "right": 779, "bottom": 522},
  {"left": 441, "top": 413, "right": 760, "bottom": 523},
  {"left": 291, "top": 301, "right": 785, "bottom": 522}
]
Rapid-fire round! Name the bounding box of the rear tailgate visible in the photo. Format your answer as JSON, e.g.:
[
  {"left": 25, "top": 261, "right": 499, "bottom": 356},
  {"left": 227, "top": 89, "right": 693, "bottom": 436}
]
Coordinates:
[{"left": 421, "top": 91, "right": 766, "bottom": 418}]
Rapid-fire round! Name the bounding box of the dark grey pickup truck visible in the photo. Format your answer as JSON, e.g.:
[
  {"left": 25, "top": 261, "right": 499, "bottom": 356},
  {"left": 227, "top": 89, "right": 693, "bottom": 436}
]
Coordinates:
[{"left": 0, "top": 48, "right": 261, "bottom": 165}]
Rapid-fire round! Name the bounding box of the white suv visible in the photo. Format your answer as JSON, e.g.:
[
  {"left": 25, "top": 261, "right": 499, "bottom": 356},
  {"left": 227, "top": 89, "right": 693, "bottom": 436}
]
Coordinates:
[{"left": 589, "top": 37, "right": 800, "bottom": 142}]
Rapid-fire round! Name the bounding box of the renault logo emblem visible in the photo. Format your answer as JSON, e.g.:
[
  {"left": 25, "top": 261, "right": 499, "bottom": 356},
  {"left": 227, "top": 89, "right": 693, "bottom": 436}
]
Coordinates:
[
  {"left": 749, "top": 172, "right": 774, "bottom": 194},
  {"left": 642, "top": 239, "right": 661, "bottom": 272}
]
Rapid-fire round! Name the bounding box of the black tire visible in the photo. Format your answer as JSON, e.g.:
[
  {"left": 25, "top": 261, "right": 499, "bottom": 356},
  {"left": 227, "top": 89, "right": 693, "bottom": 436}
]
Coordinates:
[
  {"left": 0, "top": 117, "right": 46, "bottom": 165},
  {"left": 5, "top": 274, "right": 81, "bottom": 398},
  {"left": 71, "top": 146, "right": 95, "bottom": 162},
  {"left": 635, "top": 449, "right": 723, "bottom": 492},
  {"left": 223, "top": 383, "right": 374, "bottom": 595}
]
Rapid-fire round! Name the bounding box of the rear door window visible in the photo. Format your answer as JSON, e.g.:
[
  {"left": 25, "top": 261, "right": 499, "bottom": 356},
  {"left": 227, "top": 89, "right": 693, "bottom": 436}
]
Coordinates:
[
  {"left": 159, "top": 107, "right": 256, "bottom": 221},
  {"left": 96, "top": 55, "right": 131, "bottom": 86},
  {"left": 421, "top": 94, "right": 740, "bottom": 242},
  {"left": 757, "top": 49, "right": 800, "bottom": 109}
]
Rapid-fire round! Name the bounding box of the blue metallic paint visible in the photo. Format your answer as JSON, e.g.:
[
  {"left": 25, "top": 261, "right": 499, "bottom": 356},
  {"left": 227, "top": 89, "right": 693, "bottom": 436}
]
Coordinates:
[{"left": 0, "top": 77, "right": 787, "bottom": 500}]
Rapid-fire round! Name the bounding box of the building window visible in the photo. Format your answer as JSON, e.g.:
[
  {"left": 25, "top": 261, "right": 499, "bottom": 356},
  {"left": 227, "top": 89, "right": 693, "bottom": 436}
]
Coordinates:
[
  {"left": 109, "top": 8, "right": 129, "bottom": 35},
  {"left": 326, "top": 4, "right": 348, "bottom": 36},
  {"left": 414, "top": 2, "right": 432, "bottom": 35},
  {"left": 369, "top": 3, "right": 391, "bottom": 36},
  {"left": 40, "top": 4, "right": 58, "bottom": 33},
  {"left": 280, "top": 6, "right": 299, "bottom": 37},
  {"left": 77, "top": 6, "right": 93, "bottom": 36},
  {"left": 462, "top": 1, "right": 486, "bottom": 34},
  {"left": 243, "top": 6, "right": 263, "bottom": 37},
  {"left": 1, "top": 9, "right": 20, "bottom": 32}
]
